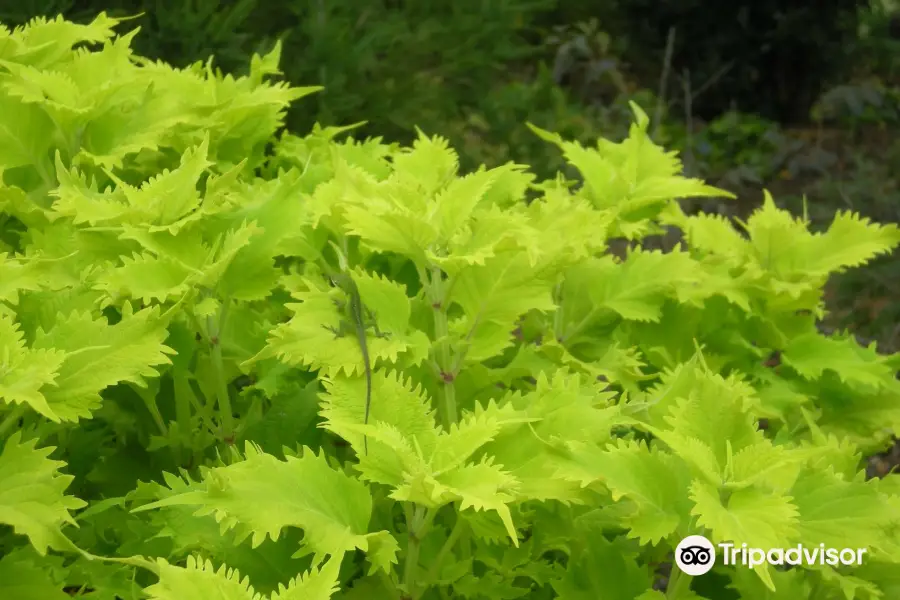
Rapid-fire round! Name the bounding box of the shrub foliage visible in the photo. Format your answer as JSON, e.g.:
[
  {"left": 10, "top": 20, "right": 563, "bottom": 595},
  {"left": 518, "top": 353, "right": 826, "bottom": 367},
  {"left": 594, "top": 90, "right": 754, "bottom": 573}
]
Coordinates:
[{"left": 0, "top": 14, "right": 899, "bottom": 600}]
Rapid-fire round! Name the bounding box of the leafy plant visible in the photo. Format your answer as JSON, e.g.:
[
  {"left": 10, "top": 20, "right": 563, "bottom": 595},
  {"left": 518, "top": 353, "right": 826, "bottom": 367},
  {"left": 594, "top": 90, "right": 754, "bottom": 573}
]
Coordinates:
[
  {"left": 440, "top": 64, "right": 643, "bottom": 179},
  {"left": 2, "top": 0, "right": 575, "bottom": 186},
  {"left": 544, "top": 18, "right": 631, "bottom": 104},
  {"left": 612, "top": 0, "right": 862, "bottom": 123},
  {"left": 1, "top": 14, "right": 900, "bottom": 600}
]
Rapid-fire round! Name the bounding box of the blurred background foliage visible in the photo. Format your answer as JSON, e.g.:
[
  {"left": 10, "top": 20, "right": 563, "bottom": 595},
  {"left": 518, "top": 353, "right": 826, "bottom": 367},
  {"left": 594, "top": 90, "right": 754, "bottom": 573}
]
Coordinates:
[{"left": 2, "top": 0, "right": 899, "bottom": 353}]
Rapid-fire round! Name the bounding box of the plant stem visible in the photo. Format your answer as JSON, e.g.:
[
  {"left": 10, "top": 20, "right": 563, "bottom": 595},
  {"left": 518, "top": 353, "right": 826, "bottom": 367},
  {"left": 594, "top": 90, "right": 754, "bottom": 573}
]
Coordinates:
[
  {"left": 666, "top": 566, "right": 692, "bottom": 599},
  {"left": 404, "top": 506, "right": 424, "bottom": 593},
  {"left": 378, "top": 570, "right": 402, "bottom": 599},
  {"left": 428, "top": 265, "right": 457, "bottom": 429},
  {"left": 207, "top": 300, "right": 234, "bottom": 440},
  {"left": 133, "top": 384, "right": 167, "bottom": 436},
  {"left": 413, "top": 515, "right": 465, "bottom": 600},
  {"left": 173, "top": 374, "right": 199, "bottom": 465},
  {"left": 0, "top": 405, "right": 27, "bottom": 439},
  {"left": 456, "top": 519, "right": 473, "bottom": 561},
  {"left": 404, "top": 505, "right": 437, "bottom": 597}
]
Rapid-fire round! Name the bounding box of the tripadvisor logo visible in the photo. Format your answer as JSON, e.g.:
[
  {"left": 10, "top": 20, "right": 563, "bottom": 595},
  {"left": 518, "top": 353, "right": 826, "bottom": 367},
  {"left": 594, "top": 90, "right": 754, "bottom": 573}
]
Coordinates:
[
  {"left": 675, "top": 535, "right": 717, "bottom": 576},
  {"left": 719, "top": 542, "right": 868, "bottom": 568},
  {"left": 674, "top": 536, "right": 869, "bottom": 576}
]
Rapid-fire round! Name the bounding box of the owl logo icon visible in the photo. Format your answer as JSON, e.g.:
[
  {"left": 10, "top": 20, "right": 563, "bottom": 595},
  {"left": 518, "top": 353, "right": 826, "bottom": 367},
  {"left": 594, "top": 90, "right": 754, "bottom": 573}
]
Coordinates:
[{"left": 675, "top": 535, "right": 716, "bottom": 576}]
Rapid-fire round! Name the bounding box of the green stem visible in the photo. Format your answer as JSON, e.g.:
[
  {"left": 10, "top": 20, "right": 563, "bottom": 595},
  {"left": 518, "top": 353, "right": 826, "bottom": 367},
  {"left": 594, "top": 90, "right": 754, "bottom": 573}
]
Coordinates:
[
  {"left": 173, "top": 374, "right": 199, "bottom": 465},
  {"left": 378, "top": 570, "right": 402, "bottom": 600},
  {"left": 665, "top": 565, "right": 692, "bottom": 599},
  {"left": 552, "top": 280, "right": 565, "bottom": 341},
  {"left": 34, "top": 156, "right": 55, "bottom": 190},
  {"left": 207, "top": 300, "right": 234, "bottom": 440},
  {"left": 183, "top": 377, "right": 219, "bottom": 437},
  {"left": 457, "top": 526, "right": 472, "bottom": 561},
  {"left": 428, "top": 265, "right": 457, "bottom": 429},
  {"left": 0, "top": 405, "right": 27, "bottom": 439},
  {"left": 404, "top": 505, "right": 436, "bottom": 597},
  {"left": 173, "top": 374, "right": 192, "bottom": 438},
  {"left": 187, "top": 310, "right": 212, "bottom": 345},
  {"left": 560, "top": 307, "right": 599, "bottom": 344},
  {"left": 133, "top": 384, "right": 167, "bottom": 436},
  {"left": 413, "top": 515, "right": 465, "bottom": 600},
  {"left": 403, "top": 507, "right": 423, "bottom": 593}
]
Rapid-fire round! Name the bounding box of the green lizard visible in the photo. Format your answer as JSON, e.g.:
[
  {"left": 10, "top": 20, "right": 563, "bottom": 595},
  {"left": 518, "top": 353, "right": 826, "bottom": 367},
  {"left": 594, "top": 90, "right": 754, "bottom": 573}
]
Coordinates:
[{"left": 323, "top": 270, "right": 388, "bottom": 455}]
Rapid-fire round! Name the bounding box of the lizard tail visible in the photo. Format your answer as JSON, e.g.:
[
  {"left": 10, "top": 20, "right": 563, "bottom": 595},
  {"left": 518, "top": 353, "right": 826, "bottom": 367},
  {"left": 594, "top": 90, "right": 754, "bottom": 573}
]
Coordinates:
[
  {"left": 363, "top": 369, "right": 371, "bottom": 455},
  {"left": 363, "top": 386, "right": 370, "bottom": 455}
]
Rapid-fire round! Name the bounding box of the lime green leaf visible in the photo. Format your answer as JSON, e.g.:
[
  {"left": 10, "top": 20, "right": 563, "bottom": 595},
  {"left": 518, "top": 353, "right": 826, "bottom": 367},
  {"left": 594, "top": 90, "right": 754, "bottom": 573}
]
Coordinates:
[
  {"left": 781, "top": 333, "right": 894, "bottom": 389},
  {"left": 0, "top": 95, "right": 55, "bottom": 170},
  {"left": 432, "top": 205, "right": 539, "bottom": 275},
  {"left": 0, "top": 13, "right": 119, "bottom": 67},
  {"left": 851, "top": 560, "right": 900, "bottom": 600},
  {"left": 320, "top": 371, "right": 439, "bottom": 470},
  {"left": 0, "top": 313, "right": 66, "bottom": 421},
  {"left": 135, "top": 444, "right": 392, "bottom": 566},
  {"left": 431, "top": 169, "right": 500, "bottom": 239},
  {"left": 145, "top": 557, "right": 257, "bottom": 600},
  {"left": 145, "top": 555, "right": 342, "bottom": 600},
  {"left": 813, "top": 382, "right": 900, "bottom": 453},
  {"left": 251, "top": 272, "right": 429, "bottom": 375},
  {"left": 0, "top": 432, "right": 86, "bottom": 554},
  {"left": 525, "top": 192, "right": 612, "bottom": 261},
  {"left": 51, "top": 156, "right": 131, "bottom": 226},
  {"left": 551, "top": 533, "right": 655, "bottom": 600},
  {"left": 558, "top": 439, "right": 693, "bottom": 545},
  {"left": 390, "top": 130, "right": 458, "bottom": 196},
  {"left": 805, "top": 210, "right": 900, "bottom": 275},
  {"left": 31, "top": 306, "right": 174, "bottom": 421},
  {"left": 810, "top": 565, "right": 883, "bottom": 600},
  {"left": 321, "top": 372, "right": 520, "bottom": 544},
  {"left": 690, "top": 481, "right": 800, "bottom": 551},
  {"left": 418, "top": 459, "right": 519, "bottom": 543},
  {"left": 790, "top": 469, "right": 896, "bottom": 556},
  {"left": 728, "top": 566, "right": 812, "bottom": 600},
  {"left": 649, "top": 365, "right": 763, "bottom": 477},
  {"left": 448, "top": 249, "right": 557, "bottom": 328},
  {"left": 690, "top": 481, "right": 798, "bottom": 590},
  {"left": 632, "top": 364, "right": 806, "bottom": 534},
  {"left": 96, "top": 253, "right": 193, "bottom": 303},
  {"left": 110, "top": 137, "right": 213, "bottom": 226},
  {"left": 683, "top": 213, "right": 748, "bottom": 259},
  {"left": 136, "top": 473, "right": 310, "bottom": 591},
  {"left": 478, "top": 371, "right": 619, "bottom": 503},
  {"left": 0, "top": 253, "right": 44, "bottom": 304},
  {"left": 0, "top": 548, "right": 70, "bottom": 600},
  {"left": 738, "top": 192, "right": 900, "bottom": 287},
  {"left": 742, "top": 192, "right": 814, "bottom": 275},
  {"left": 583, "top": 250, "right": 700, "bottom": 322},
  {"left": 108, "top": 221, "right": 266, "bottom": 302},
  {"left": 270, "top": 556, "right": 341, "bottom": 600}
]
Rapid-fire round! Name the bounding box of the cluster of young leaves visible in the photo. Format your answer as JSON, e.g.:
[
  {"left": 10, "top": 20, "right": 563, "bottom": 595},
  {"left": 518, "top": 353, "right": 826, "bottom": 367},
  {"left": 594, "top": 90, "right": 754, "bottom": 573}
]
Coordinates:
[{"left": 0, "top": 13, "right": 899, "bottom": 600}]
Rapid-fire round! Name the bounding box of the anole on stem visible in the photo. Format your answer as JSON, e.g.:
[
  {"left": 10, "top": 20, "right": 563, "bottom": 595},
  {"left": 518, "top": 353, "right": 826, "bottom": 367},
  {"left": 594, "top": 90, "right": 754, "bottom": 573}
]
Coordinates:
[{"left": 321, "top": 245, "right": 389, "bottom": 454}]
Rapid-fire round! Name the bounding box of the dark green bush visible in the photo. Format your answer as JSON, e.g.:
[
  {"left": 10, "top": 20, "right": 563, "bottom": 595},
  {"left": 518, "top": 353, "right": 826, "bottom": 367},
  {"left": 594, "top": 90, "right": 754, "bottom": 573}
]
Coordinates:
[
  {"left": 54, "top": 0, "right": 555, "bottom": 143},
  {"left": 606, "top": 0, "right": 862, "bottom": 123},
  {"left": 4, "top": 0, "right": 610, "bottom": 175}
]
